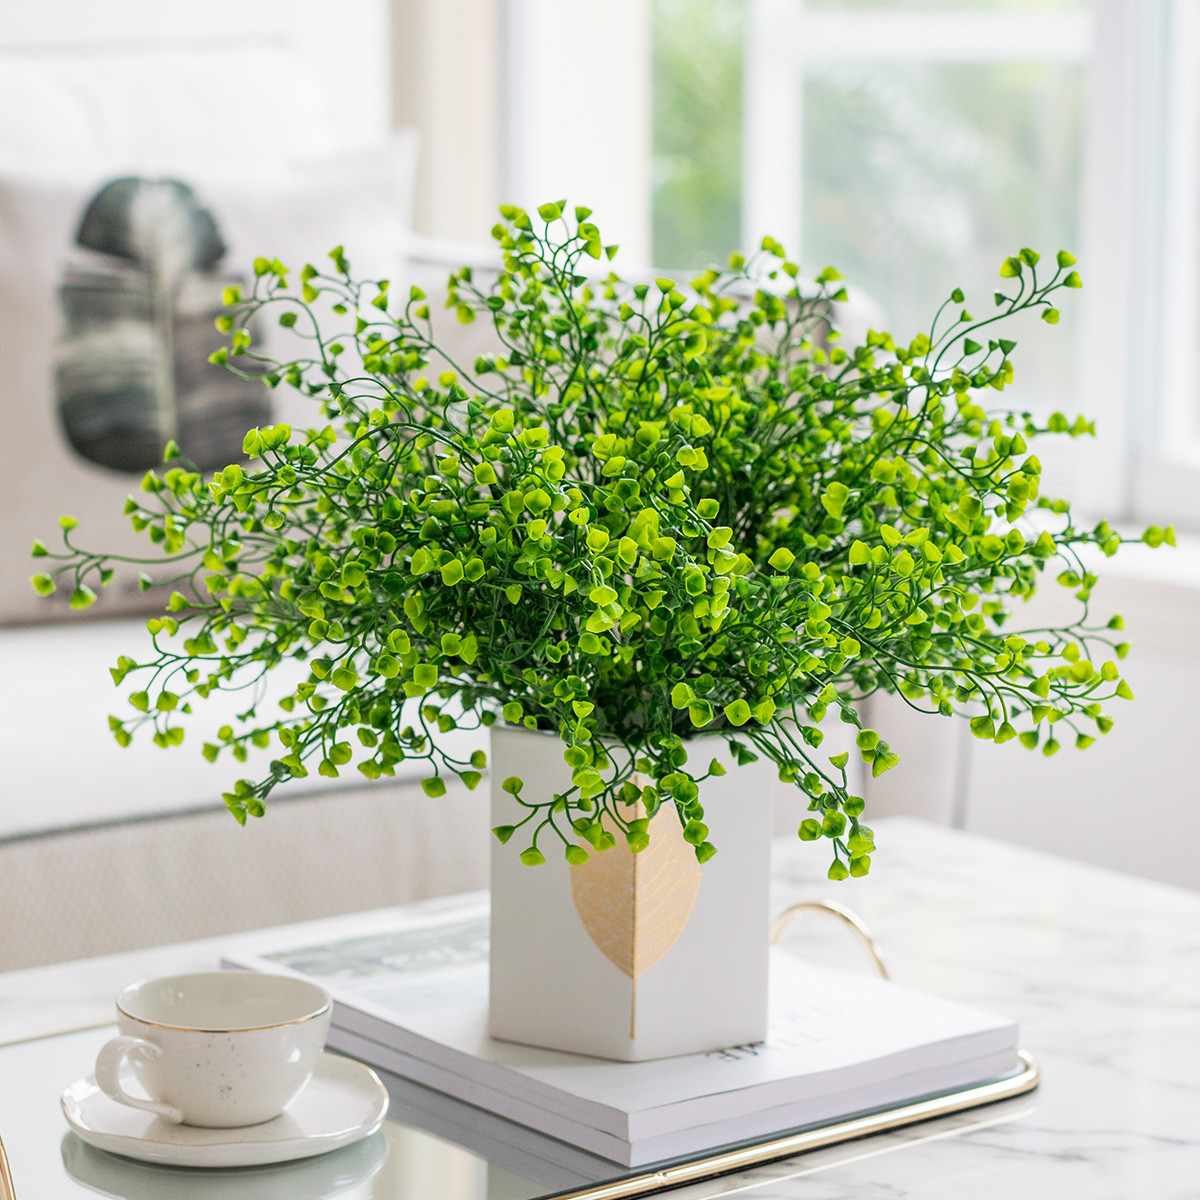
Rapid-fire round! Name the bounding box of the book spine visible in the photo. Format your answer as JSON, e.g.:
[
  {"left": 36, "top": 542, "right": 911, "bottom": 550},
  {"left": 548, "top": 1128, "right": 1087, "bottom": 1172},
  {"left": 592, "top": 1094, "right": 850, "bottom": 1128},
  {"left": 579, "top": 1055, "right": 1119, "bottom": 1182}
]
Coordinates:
[
  {"left": 328, "top": 1026, "right": 638, "bottom": 1166},
  {"left": 331, "top": 1002, "right": 634, "bottom": 1137}
]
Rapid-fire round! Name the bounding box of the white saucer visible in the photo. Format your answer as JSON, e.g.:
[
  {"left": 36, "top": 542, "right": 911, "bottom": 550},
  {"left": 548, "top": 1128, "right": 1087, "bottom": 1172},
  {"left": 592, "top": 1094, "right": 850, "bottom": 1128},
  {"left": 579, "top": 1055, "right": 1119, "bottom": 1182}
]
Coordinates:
[
  {"left": 61, "top": 1051, "right": 389, "bottom": 1169},
  {"left": 61, "top": 1128, "right": 388, "bottom": 1199}
]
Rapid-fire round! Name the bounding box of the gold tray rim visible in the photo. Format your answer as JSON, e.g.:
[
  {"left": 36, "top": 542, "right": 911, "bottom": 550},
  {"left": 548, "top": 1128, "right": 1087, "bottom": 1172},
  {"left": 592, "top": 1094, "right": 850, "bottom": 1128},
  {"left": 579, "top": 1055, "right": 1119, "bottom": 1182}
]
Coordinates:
[
  {"left": 0, "top": 1133, "right": 14, "bottom": 1200},
  {"left": 540, "top": 1050, "right": 1040, "bottom": 1200}
]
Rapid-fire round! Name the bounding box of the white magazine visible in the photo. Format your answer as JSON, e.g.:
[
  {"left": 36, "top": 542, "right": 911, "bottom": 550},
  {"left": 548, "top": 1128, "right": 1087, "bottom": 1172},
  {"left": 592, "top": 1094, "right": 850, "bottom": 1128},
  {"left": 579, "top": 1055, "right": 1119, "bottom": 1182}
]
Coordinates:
[{"left": 223, "top": 891, "right": 1020, "bottom": 1166}]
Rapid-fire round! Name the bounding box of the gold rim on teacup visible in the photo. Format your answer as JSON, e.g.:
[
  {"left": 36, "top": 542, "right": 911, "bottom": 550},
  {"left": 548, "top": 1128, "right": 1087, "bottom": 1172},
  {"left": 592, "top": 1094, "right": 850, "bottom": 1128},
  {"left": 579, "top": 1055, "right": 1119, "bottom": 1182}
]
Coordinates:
[{"left": 116, "top": 972, "right": 331, "bottom": 1033}]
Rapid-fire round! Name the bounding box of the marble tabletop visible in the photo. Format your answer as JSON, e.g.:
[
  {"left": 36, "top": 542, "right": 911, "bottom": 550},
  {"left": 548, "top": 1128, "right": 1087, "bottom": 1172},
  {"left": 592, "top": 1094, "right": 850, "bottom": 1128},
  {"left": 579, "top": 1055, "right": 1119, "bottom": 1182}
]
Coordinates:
[{"left": 1, "top": 817, "right": 1197, "bottom": 1198}]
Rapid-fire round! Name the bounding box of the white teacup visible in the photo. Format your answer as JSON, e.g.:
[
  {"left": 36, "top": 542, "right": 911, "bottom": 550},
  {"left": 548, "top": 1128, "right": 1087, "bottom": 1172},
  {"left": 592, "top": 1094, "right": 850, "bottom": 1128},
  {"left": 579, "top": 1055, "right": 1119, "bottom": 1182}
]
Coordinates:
[{"left": 94, "top": 971, "right": 332, "bottom": 1127}]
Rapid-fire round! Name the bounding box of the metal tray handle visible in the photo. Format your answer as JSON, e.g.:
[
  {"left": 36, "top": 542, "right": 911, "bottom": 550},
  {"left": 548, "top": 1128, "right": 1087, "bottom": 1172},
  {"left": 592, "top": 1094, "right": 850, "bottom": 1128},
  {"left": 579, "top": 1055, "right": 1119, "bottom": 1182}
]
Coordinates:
[{"left": 771, "top": 899, "right": 891, "bottom": 979}]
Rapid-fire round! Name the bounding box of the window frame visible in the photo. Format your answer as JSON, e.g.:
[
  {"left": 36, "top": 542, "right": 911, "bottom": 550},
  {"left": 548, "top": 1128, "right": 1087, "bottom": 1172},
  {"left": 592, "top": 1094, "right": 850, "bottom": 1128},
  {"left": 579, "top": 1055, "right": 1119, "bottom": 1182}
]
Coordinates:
[
  {"left": 742, "top": 2, "right": 1093, "bottom": 272},
  {"left": 739, "top": 0, "right": 1200, "bottom": 530},
  {"left": 1127, "top": 0, "right": 1200, "bottom": 526}
]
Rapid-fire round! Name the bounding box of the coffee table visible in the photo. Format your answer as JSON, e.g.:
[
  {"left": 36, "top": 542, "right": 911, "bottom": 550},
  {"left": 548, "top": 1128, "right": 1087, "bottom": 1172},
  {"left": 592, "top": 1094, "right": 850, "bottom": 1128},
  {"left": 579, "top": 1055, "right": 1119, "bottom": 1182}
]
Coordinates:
[{"left": 1, "top": 818, "right": 1196, "bottom": 1198}]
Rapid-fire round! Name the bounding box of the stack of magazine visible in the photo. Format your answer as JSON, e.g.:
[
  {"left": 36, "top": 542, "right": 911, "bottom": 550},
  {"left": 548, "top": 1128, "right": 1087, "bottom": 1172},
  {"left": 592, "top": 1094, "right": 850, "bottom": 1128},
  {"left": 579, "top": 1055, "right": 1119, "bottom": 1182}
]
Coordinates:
[{"left": 224, "top": 892, "right": 1021, "bottom": 1168}]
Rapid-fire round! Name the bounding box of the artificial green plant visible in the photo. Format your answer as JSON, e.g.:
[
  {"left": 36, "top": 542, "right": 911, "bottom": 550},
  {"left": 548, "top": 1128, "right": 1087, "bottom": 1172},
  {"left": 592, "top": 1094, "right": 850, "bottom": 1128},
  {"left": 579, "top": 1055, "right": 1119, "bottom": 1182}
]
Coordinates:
[{"left": 33, "top": 203, "right": 1170, "bottom": 879}]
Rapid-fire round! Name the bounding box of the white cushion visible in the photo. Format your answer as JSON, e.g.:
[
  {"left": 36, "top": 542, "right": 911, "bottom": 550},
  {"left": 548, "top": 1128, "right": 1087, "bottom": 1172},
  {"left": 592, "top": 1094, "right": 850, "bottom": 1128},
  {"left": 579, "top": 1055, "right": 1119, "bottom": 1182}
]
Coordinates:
[{"left": 0, "top": 138, "right": 416, "bottom": 623}]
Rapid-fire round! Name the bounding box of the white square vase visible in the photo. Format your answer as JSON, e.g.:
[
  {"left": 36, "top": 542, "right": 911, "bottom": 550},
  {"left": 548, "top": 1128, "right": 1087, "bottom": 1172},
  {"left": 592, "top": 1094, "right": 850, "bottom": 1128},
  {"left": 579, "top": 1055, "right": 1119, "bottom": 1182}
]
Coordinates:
[{"left": 488, "top": 724, "right": 776, "bottom": 1061}]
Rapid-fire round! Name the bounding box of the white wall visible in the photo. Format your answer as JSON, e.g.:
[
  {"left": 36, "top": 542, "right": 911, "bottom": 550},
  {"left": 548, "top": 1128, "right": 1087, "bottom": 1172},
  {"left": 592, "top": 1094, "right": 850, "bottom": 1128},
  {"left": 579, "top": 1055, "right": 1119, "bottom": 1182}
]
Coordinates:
[
  {"left": 390, "top": 0, "right": 502, "bottom": 244},
  {"left": 389, "top": 0, "right": 654, "bottom": 261},
  {"left": 863, "top": 541, "right": 1200, "bottom": 890},
  {"left": 0, "top": 0, "right": 390, "bottom": 152},
  {"left": 504, "top": 0, "right": 653, "bottom": 267}
]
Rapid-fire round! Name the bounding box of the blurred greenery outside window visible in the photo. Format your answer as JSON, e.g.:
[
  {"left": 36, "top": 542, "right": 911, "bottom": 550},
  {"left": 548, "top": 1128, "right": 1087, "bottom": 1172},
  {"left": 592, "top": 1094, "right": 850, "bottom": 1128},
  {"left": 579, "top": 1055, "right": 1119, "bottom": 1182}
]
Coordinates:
[
  {"left": 650, "top": 0, "right": 1200, "bottom": 528},
  {"left": 652, "top": 0, "right": 1089, "bottom": 434},
  {"left": 652, "top": 0, "right": 746, "bottom": 272}
]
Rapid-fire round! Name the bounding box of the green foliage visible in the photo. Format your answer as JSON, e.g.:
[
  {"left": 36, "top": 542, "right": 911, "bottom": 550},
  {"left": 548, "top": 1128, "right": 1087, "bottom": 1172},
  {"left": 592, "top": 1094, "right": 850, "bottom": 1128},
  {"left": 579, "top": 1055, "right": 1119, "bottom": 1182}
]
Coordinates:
[
  {"left": 652, "top": 0, "right": 743, "bottom": 269},
  {"left": 34, "top": 205, "right": 1161, "bottom": 878}
]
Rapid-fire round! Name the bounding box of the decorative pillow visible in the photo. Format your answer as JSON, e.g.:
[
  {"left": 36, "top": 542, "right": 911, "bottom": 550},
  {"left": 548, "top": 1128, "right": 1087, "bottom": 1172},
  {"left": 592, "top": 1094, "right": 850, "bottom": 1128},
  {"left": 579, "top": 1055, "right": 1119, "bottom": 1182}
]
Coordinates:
[{"left": 0, "top": 138, "right": 416, "bottom": 623}]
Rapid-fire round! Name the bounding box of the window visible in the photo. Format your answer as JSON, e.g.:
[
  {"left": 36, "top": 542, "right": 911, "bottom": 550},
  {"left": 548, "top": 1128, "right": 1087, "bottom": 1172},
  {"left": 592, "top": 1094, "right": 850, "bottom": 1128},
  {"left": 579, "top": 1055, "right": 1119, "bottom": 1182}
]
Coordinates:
[{"left": 650, "top": 0, "right": 1200, "bottom": 528}]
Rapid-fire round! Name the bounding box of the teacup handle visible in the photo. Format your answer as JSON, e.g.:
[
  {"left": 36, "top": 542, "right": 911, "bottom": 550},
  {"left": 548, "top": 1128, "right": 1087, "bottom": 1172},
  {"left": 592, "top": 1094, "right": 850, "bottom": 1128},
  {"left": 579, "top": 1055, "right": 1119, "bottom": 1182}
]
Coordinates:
[{"left": 94, "top": 1036, "right": 184, "bottom": 1124}]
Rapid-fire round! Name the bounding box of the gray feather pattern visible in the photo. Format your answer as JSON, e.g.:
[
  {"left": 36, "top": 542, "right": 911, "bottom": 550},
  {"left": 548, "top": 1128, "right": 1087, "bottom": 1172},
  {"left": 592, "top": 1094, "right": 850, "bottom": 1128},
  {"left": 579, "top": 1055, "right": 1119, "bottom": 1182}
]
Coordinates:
[{"left": 57, "top": 176, "right": 268, "bottom": 473}]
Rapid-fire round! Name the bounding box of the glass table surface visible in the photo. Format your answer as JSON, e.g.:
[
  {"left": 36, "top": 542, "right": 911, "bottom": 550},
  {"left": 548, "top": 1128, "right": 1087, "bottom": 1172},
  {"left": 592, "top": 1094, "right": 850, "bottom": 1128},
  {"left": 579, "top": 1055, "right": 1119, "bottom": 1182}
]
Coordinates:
[{"left": 0, "top": 1024, "right": 1036, "bottom": 1200}]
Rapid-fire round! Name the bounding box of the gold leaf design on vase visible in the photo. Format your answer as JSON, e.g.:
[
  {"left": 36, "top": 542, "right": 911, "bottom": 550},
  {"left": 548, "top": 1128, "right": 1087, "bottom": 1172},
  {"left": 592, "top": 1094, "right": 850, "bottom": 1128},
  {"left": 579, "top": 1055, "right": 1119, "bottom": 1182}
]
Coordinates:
[{"left": 570, "top": 798, "right": 703, "bottom": 1037}]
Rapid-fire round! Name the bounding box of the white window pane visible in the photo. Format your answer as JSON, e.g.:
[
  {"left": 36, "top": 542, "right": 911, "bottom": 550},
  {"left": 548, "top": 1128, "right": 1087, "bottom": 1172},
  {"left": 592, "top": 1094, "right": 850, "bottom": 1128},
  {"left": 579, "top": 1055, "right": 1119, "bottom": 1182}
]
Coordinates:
[
  {"left": 803, "top": 60, "right": 1086, "bottom": 414},
  {"left": 652, "top": 0, "right": 744, "bottom": 268}
]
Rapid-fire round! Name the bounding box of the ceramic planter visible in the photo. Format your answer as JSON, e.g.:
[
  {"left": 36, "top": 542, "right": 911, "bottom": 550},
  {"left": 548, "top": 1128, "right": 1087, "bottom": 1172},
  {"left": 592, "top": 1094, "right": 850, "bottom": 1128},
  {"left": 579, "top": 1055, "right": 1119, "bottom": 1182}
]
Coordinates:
[{"left": 488, "top": 724, "right": 776, "bottom": 1061}]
